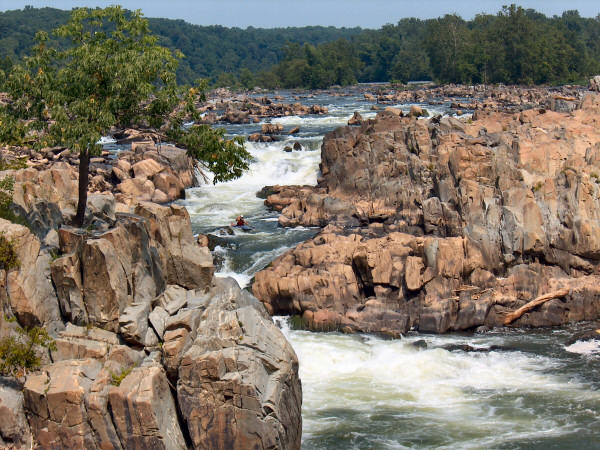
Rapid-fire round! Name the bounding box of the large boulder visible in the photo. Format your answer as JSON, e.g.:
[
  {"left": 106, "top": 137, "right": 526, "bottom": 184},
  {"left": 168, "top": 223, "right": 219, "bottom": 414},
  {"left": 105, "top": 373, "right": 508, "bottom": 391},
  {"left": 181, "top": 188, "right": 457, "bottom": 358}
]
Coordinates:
[
  {"left": 82, "top": 238, "right": 130, "bottom": 332},
  {"left": 1, "top": 219, "right": 62, "bottom": 332},
  {"left": 178, "top": 278, "right": 302, "bottom": 450},
  {"left": 135, "top": 202, "right": 214, "bottom": 290},
  {"left": 24, "top": 359, "right": 103, "bottom": 448},
  {"left": 109, "top": 364, "right": 187, "bottom": 449}
]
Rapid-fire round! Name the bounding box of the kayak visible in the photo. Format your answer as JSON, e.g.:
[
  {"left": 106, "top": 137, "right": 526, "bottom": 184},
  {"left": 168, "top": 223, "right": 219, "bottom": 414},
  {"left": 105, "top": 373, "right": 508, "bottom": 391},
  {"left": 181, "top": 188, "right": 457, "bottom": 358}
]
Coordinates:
[{"left": 231, "top": 224, "right": 253, "bottom": 231}]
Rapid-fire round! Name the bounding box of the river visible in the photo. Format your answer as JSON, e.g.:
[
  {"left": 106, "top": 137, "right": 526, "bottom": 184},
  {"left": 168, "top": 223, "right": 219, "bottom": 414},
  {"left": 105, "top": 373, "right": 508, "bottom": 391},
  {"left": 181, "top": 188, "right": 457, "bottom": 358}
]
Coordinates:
[{"left": 178, "top": 89, "right": 600, "bottom": 449}]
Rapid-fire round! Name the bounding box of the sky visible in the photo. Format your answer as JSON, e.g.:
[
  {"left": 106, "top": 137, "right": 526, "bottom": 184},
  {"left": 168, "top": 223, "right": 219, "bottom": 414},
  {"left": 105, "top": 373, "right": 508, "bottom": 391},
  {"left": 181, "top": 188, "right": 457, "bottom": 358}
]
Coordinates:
[{"left": 0, "top": 1, "right": 598, "bottom": 28}]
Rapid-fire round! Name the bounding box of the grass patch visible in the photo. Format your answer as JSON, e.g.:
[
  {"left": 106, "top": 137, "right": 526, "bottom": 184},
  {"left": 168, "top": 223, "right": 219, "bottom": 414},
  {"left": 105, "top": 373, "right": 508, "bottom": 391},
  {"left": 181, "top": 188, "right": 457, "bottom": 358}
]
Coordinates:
[{"left": 110, "top": 365, "right": 134, "bottom": 387}]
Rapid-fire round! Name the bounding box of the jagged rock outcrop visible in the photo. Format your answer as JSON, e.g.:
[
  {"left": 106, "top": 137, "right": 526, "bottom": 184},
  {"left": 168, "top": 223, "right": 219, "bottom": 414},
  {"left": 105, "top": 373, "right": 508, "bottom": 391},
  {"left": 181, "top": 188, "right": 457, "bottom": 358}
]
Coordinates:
[
  {"left": 0, "top": 143, "right": 197, "bottom": 224},
  {"left": 113, "top": 143, "right": 197, "bottom": 205},
  {"left": 254, "top": 92, "right": 600, "bottom": 334},
  {"left": 0, "top": 195, "right": 301, "bottom": 449}
]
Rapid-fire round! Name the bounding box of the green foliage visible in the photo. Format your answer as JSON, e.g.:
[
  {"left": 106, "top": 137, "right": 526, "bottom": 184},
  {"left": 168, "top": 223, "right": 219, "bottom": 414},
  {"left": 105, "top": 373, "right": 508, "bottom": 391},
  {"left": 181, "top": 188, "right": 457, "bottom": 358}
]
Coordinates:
[
  {"left": 239, "top": 68, "right": 255, "bottom": 90},
  {"left": 0, "top": 322, "right": 56, "bottom": 376},
  {"left": 1, "top": 5, "right": 599, "bottom": 91},
  {"left": 110, "top": 365, "right": 134, "bottom": 386},
  {"left": 0, "top": 231, "right": 19, "bottom": 270},
  {"left": 0, "top": 156, "right": 27, "bottom": 171},
  {"left": 0, "top": 175, "right": 14, "bottom": 215},
  {"left": 0, "top": 7, "right": 363, "bottom": 85},
  {"left": 272, "top": 40, "right": 361, "bottom": 89}
]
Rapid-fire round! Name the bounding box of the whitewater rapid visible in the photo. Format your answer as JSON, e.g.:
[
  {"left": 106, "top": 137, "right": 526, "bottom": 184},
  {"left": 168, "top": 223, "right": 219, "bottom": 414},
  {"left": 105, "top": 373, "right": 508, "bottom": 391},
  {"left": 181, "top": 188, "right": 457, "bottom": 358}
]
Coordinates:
[{"left": 276, "top": 318, "right": 600, "bottom": 449}]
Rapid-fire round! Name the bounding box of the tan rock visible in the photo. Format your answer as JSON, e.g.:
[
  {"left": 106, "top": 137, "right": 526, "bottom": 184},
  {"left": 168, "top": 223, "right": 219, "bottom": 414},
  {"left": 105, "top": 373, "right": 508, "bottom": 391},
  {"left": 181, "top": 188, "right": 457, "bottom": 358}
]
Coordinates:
[
  {"left": 51, "top": 252, "right": 87, "bottom": 325},
  {"left": 82, "top": 238, "right": 129, "bottom": 332},
  {"left": 24, "top": 359, "right": 102, "bottom": 449},
  {"left": 405, "top": 256, "right": 425, "bottom": 291},
  {"left": 153, "top": 172, "right": 185, "bottom": 201},
  {"left": 2, "top": 219, "right": 61, "bottom": 330},
  {"left": 131, "top": 158, "right": 164, "bottom": 180},
  {"left": 109, "top": 365, "right": 186, "bottom": 449},
  {"left": 135, "top": 203, "right": 214, "bottom": 290},
  {"left": 117, "top": 178, "right": 155, "bottom": 201}
]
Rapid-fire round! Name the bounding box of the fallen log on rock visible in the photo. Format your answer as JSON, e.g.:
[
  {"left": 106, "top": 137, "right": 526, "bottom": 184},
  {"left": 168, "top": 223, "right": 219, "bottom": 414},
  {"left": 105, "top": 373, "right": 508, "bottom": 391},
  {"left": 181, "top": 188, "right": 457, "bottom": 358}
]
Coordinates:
[{"left": 504, "top": 288, "right": 570, "bottom": 325}]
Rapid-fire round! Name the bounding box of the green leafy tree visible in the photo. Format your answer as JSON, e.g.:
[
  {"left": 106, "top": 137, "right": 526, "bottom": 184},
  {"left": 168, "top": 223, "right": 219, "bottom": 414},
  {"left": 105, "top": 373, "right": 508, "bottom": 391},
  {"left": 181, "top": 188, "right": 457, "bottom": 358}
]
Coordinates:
[
  {"left": 239, "top": 68, "right": 255, "bottom": 90},
  {"left": 425, "top": 14, "right": 474, "bottom": 84},
  {"left": 0, "top": 6, "right": 250, "bottom": 227}
]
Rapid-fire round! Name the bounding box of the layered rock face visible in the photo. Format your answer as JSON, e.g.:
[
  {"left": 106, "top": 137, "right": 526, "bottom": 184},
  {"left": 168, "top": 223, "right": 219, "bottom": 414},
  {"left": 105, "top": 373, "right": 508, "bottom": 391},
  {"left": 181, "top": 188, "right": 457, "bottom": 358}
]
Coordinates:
[
  {"left": 0, "top": 201, "right": 301, "bottom": 448},
  {"left": 253, "top": 92, "right": 600, "bottom": 334}
]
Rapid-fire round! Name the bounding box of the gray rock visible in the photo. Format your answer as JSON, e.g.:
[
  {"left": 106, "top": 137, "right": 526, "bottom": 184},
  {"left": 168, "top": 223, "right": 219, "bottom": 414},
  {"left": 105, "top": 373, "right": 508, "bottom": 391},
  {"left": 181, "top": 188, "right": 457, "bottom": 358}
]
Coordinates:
[
  {"left": 0, "top": 379, "right": 31, "bottom": 448},
  {"left": 148, "top": 306, "right": 170, "bottom": 339},
  {"left": 51, "top": 252, "right": 88, "bottom": 326},
  {"left": 119, "top": 301, "right": 151, "bottom": 346},
  {"left": 177, "top": 277, "right": 302, "bottom": 449}
]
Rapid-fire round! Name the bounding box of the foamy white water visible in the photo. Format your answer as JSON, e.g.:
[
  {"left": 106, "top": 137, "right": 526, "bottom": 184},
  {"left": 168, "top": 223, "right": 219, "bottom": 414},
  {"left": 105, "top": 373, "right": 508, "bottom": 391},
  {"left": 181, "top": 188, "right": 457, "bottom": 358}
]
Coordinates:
[
  {"left": 565, "top": 340, "right": 600, "bottom": 355},
  {"left": 183, "top": 140, "right": 321, "bottom": 225},
  {"left": 180, "top": 133, "right": 322, "bottom": 287},
  {"left": 274, "top": 317, "right": 600, "bottom": 449}
]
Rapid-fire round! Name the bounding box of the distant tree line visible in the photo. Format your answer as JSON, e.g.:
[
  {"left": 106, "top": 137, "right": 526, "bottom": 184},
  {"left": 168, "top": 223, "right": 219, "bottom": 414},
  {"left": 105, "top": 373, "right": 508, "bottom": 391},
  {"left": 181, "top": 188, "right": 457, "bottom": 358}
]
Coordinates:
[{"left": 1, "top": 5, "right": 599, "bottom": 88}]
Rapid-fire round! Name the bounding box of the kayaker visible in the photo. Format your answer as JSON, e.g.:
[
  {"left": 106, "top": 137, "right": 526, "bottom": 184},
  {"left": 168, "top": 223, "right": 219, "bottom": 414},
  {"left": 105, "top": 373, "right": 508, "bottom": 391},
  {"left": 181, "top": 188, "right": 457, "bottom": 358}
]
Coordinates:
[{"left": 235, "top": 215, "right": 248, "bottom": 226}]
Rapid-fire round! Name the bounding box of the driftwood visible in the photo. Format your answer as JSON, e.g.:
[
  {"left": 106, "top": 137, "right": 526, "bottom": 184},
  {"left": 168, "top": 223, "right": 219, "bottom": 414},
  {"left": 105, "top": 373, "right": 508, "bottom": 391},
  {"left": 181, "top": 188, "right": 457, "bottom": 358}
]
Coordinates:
[{"left": 503, "top": 287, "right": 570, "bottom": 325}]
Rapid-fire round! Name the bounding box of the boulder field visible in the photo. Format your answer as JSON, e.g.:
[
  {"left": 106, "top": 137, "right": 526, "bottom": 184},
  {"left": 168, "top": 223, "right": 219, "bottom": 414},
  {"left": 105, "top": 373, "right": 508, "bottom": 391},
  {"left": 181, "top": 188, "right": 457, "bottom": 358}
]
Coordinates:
[
  {"left": 0, "top": 200, "right": 301, "bottom": 448},
  {"left": 253, "top": 90, "right": 600, "bottom": 335}
]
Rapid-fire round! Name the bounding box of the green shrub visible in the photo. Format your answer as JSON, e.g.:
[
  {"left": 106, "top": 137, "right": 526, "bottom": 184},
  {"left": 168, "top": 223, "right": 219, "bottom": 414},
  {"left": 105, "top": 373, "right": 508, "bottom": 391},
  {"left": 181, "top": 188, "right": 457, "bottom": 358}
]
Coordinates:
[
  {"left": 0, "top": 322, "right": 56, "bottom": 376},
  {"left": 0, "top": 156, "right": 27, "bottom": 171},
  {"left": 110, "top": 365, "right": 134, "bottom": 386},
  {"left": 0, "top": 231, "right": 19, "bottom": 270}
]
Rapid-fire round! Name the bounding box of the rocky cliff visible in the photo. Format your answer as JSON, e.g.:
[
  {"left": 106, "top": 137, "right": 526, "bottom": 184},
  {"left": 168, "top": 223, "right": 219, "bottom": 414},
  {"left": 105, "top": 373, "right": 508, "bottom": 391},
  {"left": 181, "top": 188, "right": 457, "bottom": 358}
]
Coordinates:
[
  {"left": 0, "top": 199, "right": 301, "bottom": 448},
  {"left": 253, "top": 91, "right": 600, "bottom": 335}
]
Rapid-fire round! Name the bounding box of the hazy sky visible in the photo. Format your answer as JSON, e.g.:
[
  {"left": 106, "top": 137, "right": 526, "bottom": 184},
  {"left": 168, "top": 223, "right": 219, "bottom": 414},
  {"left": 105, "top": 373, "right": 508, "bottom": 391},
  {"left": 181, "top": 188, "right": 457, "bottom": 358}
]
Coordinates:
[{"left": 1, "top": 1, "right": 598, "bottom": 28}]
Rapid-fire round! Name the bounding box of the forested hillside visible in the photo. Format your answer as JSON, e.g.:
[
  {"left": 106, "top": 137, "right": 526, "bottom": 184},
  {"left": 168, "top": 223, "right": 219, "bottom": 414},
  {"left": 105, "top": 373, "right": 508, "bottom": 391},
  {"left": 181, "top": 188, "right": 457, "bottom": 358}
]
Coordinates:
[
  {"left": 1, "top": 5, "right": 600, "bottom": 88},
  {"left": 0, "top": 6, "right": 361, "bottom": 85}
]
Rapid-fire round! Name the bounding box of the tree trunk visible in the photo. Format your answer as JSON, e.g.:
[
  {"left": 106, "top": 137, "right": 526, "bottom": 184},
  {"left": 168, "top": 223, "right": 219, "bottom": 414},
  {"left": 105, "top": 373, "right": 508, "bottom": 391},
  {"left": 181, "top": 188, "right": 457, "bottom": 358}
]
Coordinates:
[
  {"left": 503, "top": 288, "right": 570, "bottom": 325},
  {"left": 74, "top": 149, "right": 89, "bottom": 228}
]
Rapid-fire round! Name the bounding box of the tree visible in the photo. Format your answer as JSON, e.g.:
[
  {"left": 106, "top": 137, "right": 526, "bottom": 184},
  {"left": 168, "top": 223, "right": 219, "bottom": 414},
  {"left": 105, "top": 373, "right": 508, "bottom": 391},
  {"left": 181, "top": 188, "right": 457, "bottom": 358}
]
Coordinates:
[
  {"left": 425, "top": 14, "right": 473, "bottom": 84},
  {"left": 0, "top": 6, "right": 251, "bottom": 227},
  {"left": 239, "top": 68, "right": 255, "bottom": 90}
]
